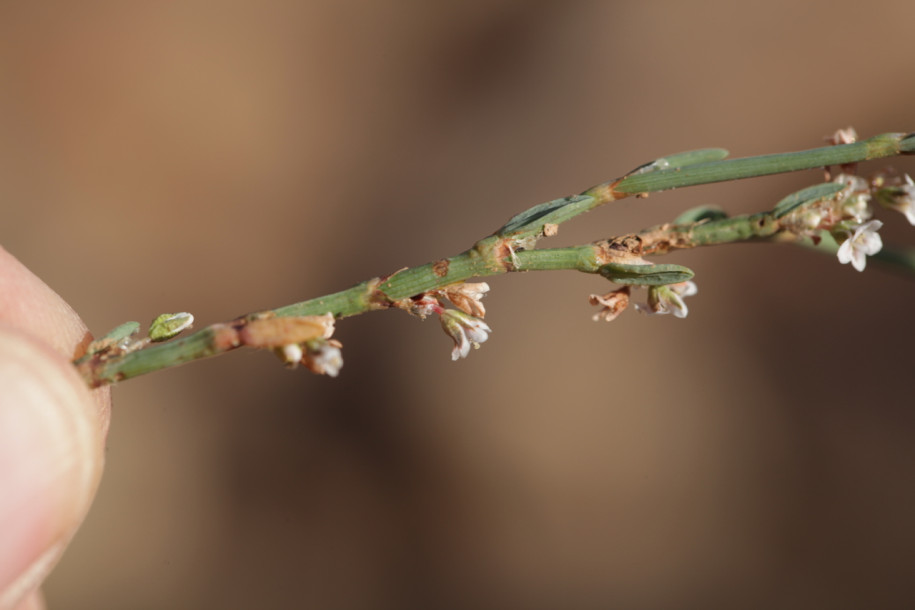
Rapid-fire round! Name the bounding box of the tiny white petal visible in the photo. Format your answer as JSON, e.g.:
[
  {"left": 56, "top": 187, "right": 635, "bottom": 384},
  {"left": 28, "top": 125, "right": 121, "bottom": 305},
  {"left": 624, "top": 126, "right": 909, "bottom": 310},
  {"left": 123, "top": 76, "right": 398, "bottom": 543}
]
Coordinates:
[
  {"left": 447, "top": 329, "right": 464, "bottom": 360},
  {"left": 897, "top": 176, "right": 915, "bottom": 224},
  {"left": 669, "top": 294, "right": 689, "bottom": 318},
  {"left": 675, "top": 281, "right": 698, "bottom": 297},
  {"left": 837, "top": 239, "right": 854, "bottom": 265},
  {"left": 470, "top": 282, "right": 490, "bottom": 297},
  {"left": 637, "top": 282, "right": 697, "bottom": 318},
  {"left": 281, "top": 343, "right": 303, "bottom": 364},
  {"left": 464, "top": 321, "right": 491, "bottom": 344},
  {"left": 859, "top": 219, "right": 883, "bottom": 234},
  {"left": 441, "top": 309, "right": 490, "bottom": 360},
  {"left": 862, "top": 233, "right": 883, "bottom": 256},
  {"left": 465, "top": 330, "right": 487, "bottom": 345},
  {"left": 904, "top": 205, "right": 915, "bottom": 226},
  {"left": 315, "top": 345, "right": 343, "bottom": 377},
  {"left": 457, "top": 334, "right": 471, "bottom": 359}
]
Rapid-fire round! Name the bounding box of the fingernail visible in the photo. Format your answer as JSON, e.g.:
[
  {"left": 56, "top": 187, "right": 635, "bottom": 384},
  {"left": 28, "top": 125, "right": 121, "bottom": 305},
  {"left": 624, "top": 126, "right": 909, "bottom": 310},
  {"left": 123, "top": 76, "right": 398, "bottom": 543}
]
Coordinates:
[{"left": 0, "top": 328, "right": 103, "bottom": 608}]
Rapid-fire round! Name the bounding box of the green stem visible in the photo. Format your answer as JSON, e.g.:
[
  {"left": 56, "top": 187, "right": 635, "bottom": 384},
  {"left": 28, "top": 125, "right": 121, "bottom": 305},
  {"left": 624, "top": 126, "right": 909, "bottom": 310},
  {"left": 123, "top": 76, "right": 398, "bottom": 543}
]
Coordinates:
[
  {"left": 74, "top": 132, "right": 915, "bottom": 387},
  {"left": 608, "top": 132, "right": 914, "bottom": 196}
]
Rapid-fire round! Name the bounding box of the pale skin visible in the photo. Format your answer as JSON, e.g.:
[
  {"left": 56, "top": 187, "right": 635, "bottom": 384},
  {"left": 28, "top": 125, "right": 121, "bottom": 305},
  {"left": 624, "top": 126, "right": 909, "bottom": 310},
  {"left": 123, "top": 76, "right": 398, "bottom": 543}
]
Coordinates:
[{"left": 0, "top": 246, "right": 110, "bottom": 610}]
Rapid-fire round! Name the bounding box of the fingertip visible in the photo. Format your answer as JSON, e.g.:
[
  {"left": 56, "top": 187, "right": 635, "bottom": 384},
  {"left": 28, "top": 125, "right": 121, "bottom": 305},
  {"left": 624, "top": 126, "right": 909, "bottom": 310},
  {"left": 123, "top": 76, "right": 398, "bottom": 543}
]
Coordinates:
[
  {"left": 0, "top": 326, "right": 105, "bottom": 609},
  {"left": 0, "top": 246, "right": 92, "bottom": 361},
  {"left": 0, "top": 244, "right": 110, "bottom": 436},
  {"left": 10, "top": 588, "right": 45, "bottom": 610}
]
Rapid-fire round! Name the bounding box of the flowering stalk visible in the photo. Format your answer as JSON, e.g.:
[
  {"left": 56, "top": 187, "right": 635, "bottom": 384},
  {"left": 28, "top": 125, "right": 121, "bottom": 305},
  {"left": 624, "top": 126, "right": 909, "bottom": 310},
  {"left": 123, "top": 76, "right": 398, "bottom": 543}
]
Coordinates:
[{"left": 73, "top": 131, "right": 915, "bottom": 388}]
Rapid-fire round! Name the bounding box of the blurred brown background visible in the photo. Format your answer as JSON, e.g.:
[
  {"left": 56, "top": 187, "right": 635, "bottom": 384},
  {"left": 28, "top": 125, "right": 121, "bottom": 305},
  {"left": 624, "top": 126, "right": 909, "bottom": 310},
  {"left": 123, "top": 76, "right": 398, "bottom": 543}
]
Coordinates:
[{"left": 2, "top": 1, "right": 915, "bottom": 608}]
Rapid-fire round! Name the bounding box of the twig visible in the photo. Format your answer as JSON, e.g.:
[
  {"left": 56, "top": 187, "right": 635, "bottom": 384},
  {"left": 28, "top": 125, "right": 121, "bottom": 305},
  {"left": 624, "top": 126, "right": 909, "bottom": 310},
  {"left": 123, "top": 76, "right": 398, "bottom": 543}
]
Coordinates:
[{"left": 73, "top": 132, "right": 915, "bottom": 387}]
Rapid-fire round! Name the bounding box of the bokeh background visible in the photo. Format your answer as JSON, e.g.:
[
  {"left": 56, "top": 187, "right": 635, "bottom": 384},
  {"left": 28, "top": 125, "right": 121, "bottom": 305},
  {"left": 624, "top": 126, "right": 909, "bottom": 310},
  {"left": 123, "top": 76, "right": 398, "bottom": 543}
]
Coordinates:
[{"left": 2, "top": 1, "right": 915, "bottom": 608}]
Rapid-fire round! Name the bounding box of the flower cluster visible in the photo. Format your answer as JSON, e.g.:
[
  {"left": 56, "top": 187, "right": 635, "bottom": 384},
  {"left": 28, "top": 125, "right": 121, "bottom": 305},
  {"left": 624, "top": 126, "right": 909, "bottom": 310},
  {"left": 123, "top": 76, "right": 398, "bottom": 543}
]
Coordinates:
[
  {"left": 829, "top": 174, "right": 884, "bottom": 272},
  {"left": 275, "top": 338, "right": 344, "bottom": 376},
  {"left": 779, "top": 166, "right": 915, "bottom": 272},
  {"left": 780, "top": 173, "right": 873, "bottom": 239},
  {"left": 872, "top": 170, "right": 915, "bottom": 226},
  {"left": 773, "top": 129, "right": 912, "bottom": 272},
  {"left": 589, "top": 287, "right": 630, "bottom": 322},
  {"left": 442, "top": 282, "right": 489, "bottom": 318},
  {"left": 303, "top": 339, "right": 344, "bottom": 377},
  {"left": 439, "top": 283, "right": 491, "bottom": 360},
  {"left": 589, "top": 281, "right": 699, "bottom": 322},
  {"left": 251, "top": 312, "right": 343, "bottom": 376},
  {"left": 440, "top": 309, "right": 491, "bottom": 360},
  {"left": 406, "top": 282, "right": 492, "bottom": 360},
  {"left": 636, "top": 281, "right": 698, "bottom": 318},
  {"left": 275, "top": 338, "right": 343, "bottom": 377}
]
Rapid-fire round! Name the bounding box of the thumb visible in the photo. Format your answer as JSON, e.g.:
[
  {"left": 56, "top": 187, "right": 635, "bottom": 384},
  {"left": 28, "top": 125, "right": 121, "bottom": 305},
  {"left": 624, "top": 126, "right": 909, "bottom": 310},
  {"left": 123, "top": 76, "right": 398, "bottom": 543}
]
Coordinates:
[{"left": 0, "top": 325, "right": 105, "bottom": 609}]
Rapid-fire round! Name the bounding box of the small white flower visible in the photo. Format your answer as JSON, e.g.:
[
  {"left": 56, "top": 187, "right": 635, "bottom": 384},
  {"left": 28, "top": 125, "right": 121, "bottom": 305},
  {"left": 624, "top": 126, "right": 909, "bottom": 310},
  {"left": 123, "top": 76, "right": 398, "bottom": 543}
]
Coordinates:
[
  {"left": 825, "top": 129, "right": 859, "bottom": 175},
  {"left": 875, "top": 173, "right": 915, "bottom": 226},
  {"left": 898, "top": 174, "right": 915, "bottom": 225},
  {"left": 276, "top": 343, "right": 304, "bottom": 368},
  {"left": 409, "top": 294, "right": 444, "bottom": 319},
  {"left": 834, "top": 174, "right": 873, "bottom": 223},
  {"left": 440, "top": 310, "right": 491, "bottom": 360},
  {"left": 303, "top": 339, "right": 344, "bottom": 377},
  {"left": 837, "top": 220, "right": 883, "bottom": 272},
  {"left": 827, "top": 127, "right": 857, "bottom": 145},
  {"left": 636, "top": 281, "right": 698, "bottom": 319},
  {"left": 442, "top": 282, "right": 490, "bottom": 317},
  {"left": 781, "top": 205, "right": 826, "bottom": 239},
  {"left": 840, "top": 192, "right": 872, "bottom": 223}
]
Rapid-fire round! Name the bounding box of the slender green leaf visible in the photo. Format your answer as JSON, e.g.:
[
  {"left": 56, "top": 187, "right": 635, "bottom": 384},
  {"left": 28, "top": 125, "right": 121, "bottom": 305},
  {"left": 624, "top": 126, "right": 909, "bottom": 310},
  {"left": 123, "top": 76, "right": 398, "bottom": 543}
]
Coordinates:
[
  {"left": 772, "top": 182, "right": 845, "bottom": 218},
  {"left": 673, "top": 205, "right": 729, "bottom": 225},
  {"left": 497, "top": 194, "right": 594, "bottom": 236},
  {"left": 100, "top": 321, "right": 140, "bottom": 343},
  {"left": 628, "top": 148, "right": 729, "bottom": 175},
  {"left": 599, "top": 262, "right": 694, "bottom": 286}
]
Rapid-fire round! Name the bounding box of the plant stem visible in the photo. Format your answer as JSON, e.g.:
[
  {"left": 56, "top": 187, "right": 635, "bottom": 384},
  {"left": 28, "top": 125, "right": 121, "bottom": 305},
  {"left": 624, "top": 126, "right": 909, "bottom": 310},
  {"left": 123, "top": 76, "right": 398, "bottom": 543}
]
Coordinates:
[
  {"left": 608, "top": 132, "right": 914, "bottom": 196},
  {"left": 74, "top": 132, "right": 915, "bottom": 387}
]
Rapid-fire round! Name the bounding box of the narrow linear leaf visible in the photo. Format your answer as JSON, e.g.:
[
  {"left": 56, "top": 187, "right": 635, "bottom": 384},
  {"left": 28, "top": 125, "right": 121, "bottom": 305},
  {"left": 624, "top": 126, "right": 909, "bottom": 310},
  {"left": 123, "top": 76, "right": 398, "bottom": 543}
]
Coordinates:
[
  {"left": 900, "top": 132, "right": 915, "bottom": 153},
  {"left": 497, "top": 194, "right": 594, "bottom": 236},
  {"left": 627, "top": 148, "right": 730, "bottom": 175},
  {"left": 662, "top": 148, "right": 731, "bottom": 168},
  {"left": 99, "top": 321, "right": 141, "bottom": 343},
  {"left": 673, "top": 205, "right": 729, "bottom": 225},
  {"left": 599, "top": 262, "right": 694, "bottom": 286},
  {"left": 85, "top": 321, "right": 140, "bottom": 355},
  {"left": 772, "top": 182, "right": 845, "bottom": 218}
]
